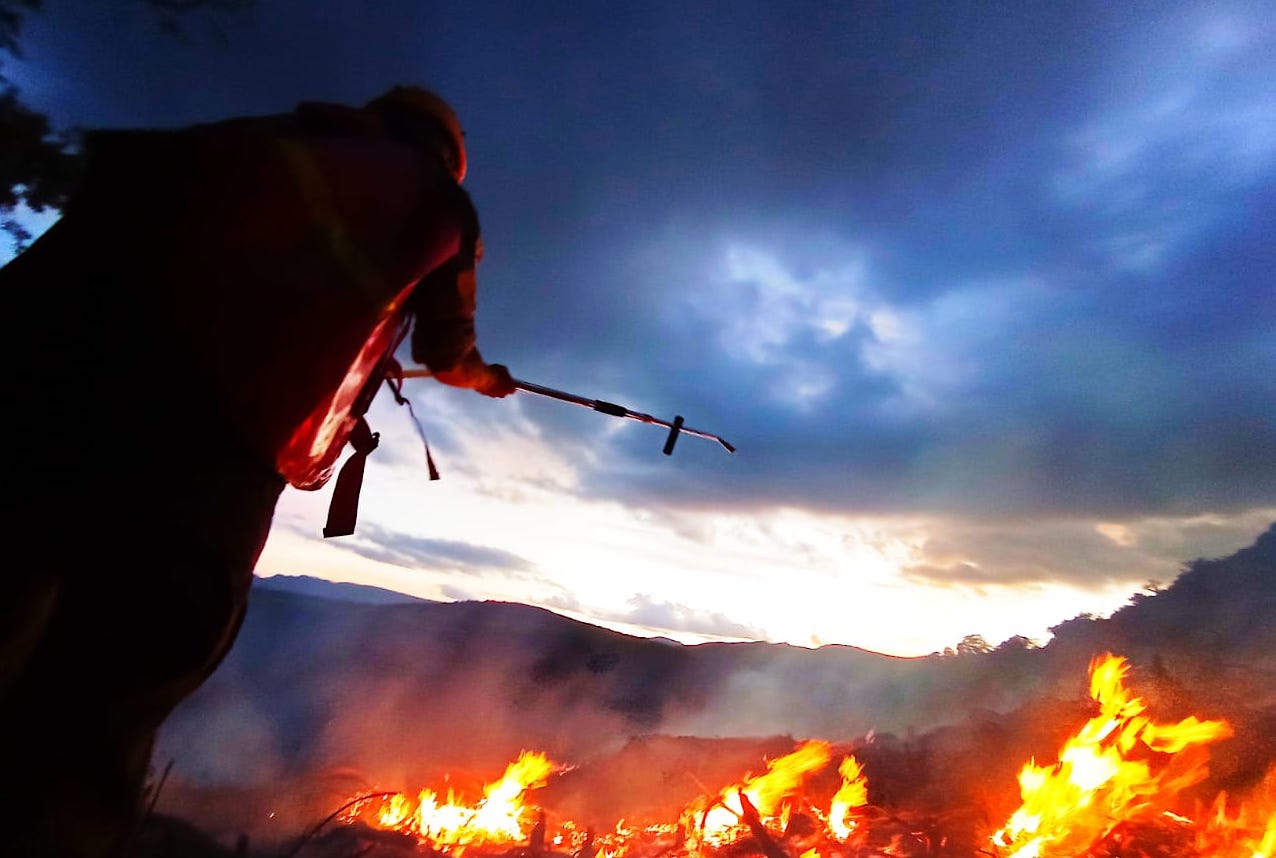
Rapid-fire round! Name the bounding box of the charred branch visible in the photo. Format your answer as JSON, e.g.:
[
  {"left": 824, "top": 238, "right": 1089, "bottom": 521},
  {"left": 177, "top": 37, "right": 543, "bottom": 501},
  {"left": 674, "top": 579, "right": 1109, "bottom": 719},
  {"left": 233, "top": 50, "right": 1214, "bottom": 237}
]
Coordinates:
[
  {"left": 282, "top": 791, "right": 402, "bottom": 858},
  {"left": 736, "top": 794, "right": 790, "bottom": 858},
  {"left": 530, "top": 810, "right": 547, "bottom": 855}
]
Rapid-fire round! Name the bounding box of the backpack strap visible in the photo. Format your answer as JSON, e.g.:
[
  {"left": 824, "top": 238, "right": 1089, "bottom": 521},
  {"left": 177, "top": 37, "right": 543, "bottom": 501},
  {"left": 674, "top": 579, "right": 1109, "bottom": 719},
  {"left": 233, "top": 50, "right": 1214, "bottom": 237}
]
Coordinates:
[
  {"left": 321, "top": 356, "right": 440, "bottom": 538},
  {"left": 321, "top": 416, "right": 380, "bottom": 538},
  {"left": 321, "top": 327, "right": 406, "bottom": 539}
]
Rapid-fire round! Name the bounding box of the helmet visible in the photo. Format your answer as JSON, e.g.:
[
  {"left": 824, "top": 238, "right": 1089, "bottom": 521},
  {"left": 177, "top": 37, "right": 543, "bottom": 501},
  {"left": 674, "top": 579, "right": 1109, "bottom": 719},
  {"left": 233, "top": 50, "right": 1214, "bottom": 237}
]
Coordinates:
[{"left": 366, "top": 86, "right": 467, "bottom": 182}]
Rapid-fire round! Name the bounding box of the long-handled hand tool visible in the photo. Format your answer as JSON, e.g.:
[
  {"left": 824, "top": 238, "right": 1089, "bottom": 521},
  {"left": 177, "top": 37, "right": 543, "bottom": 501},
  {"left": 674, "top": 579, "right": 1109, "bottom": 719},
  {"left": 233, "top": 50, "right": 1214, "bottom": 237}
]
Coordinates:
[{"left": 400, "top": 369, "right": 735, "bottom": 455}]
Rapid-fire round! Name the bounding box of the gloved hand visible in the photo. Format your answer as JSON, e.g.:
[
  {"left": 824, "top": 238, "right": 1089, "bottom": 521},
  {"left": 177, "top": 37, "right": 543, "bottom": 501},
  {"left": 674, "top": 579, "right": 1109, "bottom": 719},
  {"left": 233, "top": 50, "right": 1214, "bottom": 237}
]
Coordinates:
[
  {"left": 431, "top": 350, "right": 516, "bottom": 397},
  {"left": 476, "top": 363, "right": 516, "bottom": 398}
]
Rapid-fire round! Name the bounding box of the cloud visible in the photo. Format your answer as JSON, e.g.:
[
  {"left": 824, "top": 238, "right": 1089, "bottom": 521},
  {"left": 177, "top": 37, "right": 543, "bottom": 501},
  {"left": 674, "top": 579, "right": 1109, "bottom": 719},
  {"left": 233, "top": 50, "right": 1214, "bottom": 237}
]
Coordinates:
[
  {"left": 558, "top": 220, "right": 1274, "bottom": 520},
  {"left": 695, "top": 243, "right": 868, "bottom": 367},
  {"left": 14, "top": 1, "right": 1276, "bottom": 539},
  {"left": 899, "top": 510, "right": 1276, "bottom": 590},
  {"left": 334, "top": 522, "right": 535, "bottom": 574},
  {"left": 509, "top": 7, "right": 1276, "bottom": 521},
  {"left": 614, "top": 594, "right": 764, "bottom": 640},
  {"left": 440, "top": 584, "right": 476, "bottom": 601},
  {"left": 1050, "top": 24, "right": 1276, "bottom": 273},
  {"left": 536, "top": 591, "right": 584, "bottom": 613}
]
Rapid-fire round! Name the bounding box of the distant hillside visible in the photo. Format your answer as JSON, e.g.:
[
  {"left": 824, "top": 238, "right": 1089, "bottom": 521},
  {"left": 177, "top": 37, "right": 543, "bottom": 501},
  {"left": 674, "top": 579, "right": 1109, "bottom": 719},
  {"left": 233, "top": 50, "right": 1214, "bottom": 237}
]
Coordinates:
[
  {"left": 1042, "top": 522, "right": 1276, "bottom": 699},
  {"left": 253, "top": 574, "right": 430, "bottom": 605},
  {"left": 155, "top": 592, "right": 1044, "bottom": 792},
  {"left": 1107, "top": 521, "right": 1274, "bottom": 654},
  {"left": 155, "top": 525, "right": 1275, "bottom": 791}
]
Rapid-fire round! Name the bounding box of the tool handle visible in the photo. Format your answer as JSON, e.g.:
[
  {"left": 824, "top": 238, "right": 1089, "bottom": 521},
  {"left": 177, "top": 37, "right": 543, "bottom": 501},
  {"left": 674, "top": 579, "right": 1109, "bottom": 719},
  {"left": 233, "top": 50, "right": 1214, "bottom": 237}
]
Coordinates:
[{"left": 401, "top": 370, "right": 735, "bottom": 453}]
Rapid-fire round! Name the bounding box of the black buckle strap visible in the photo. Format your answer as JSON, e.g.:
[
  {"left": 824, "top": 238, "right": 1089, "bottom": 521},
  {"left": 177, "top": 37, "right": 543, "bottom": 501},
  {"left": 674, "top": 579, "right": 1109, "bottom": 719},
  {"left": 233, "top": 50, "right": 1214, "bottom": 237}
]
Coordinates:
[{"left": 321, "top": 417, "right": 379, "bottom": 538}]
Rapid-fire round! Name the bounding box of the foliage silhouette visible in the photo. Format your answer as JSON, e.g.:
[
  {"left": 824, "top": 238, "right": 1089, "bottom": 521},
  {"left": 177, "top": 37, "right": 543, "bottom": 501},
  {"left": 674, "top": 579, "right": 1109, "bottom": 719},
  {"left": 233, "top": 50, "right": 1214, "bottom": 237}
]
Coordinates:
[{"left": 0, "top": 0, "right": 255, "bottom": 251}]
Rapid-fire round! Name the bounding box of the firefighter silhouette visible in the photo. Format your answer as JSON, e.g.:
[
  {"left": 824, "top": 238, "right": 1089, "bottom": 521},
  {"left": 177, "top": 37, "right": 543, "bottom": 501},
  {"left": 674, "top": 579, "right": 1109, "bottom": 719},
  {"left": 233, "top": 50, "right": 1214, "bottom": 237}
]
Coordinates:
[{"left": 0, "top": 86, "right": 513, "bottom": 857}]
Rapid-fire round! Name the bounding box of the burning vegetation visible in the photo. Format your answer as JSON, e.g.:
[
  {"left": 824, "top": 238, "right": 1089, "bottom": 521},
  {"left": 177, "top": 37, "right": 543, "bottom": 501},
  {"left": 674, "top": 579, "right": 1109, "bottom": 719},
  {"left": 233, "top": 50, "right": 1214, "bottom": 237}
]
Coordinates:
[{"left": 316, "top": 654, "right": 1274, "bottom": 858}]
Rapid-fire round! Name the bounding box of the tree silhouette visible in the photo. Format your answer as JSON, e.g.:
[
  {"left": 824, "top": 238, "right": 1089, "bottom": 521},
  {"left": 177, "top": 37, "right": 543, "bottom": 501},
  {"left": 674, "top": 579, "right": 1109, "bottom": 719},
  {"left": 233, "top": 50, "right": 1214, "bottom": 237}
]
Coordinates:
[
  {"left": 955, "top": 633, "right": 992, "bottom": 656},
  {"left": 0, "top": 0, "right": 254, "bottom": 251}
]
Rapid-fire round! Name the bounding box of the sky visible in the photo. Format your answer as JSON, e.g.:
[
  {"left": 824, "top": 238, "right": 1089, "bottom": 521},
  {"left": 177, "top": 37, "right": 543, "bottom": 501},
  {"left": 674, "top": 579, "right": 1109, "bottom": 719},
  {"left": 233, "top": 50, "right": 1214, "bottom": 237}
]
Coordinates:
[{"left": 4, "top": 0, "right": 1274, "bottom": 656}]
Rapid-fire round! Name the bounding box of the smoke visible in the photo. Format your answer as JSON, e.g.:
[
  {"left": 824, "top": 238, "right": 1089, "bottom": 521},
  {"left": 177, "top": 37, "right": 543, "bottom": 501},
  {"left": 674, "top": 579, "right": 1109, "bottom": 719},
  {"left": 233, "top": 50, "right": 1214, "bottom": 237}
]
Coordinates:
[
  {"left": 152, "top": 589, "right": 714, "bottom": 841},
  {"left": 305, "top": 655, "right": 646, "bottom": 790},
  {"left": 149, "top": 529, "right": 1276, "bottom": 849},
  {"left": 154, "top": 697, "right": 286, "bottom": 786}
]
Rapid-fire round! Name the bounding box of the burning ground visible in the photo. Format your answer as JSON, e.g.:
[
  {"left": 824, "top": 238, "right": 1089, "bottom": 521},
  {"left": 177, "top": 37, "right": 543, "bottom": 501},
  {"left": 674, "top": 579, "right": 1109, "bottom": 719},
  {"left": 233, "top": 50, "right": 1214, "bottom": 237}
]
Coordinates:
[{"left": 143, "top": 526, "right": 1276, "bottom": 856}]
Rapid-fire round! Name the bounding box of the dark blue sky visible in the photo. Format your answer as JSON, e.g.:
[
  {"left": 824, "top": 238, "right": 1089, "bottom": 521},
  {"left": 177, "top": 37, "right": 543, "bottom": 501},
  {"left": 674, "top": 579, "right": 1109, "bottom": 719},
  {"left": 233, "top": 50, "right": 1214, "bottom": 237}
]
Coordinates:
[{"left": 6, "top": 0, "right": 1274, "bottom": 651}]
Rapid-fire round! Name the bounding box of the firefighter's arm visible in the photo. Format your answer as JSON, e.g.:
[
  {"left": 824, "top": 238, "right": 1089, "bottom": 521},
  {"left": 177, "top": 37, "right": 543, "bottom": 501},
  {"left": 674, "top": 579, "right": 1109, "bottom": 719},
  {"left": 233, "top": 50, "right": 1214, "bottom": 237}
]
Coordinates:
[
  {"left": 434, "top": 349, "right": 515, "bottom": 398},
  {"left": 409, "top": 260, "right": 515, "bottom": 398}
]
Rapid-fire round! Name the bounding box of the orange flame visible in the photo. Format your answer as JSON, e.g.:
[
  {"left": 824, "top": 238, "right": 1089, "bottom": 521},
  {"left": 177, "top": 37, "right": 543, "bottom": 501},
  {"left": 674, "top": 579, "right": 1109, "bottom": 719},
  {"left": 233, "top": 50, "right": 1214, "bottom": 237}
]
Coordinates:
[
  {"left": 348, "top": 652, "right": 1276, "bottom": 858},
  {"left": 992, "top": 653, "right": 1233, "bottom": 858},
  {"left": 1193, "top": 767, "right": 1276, "bottom": 858},
  {"left": 367, "top": 750, "right": 560, "bottom": 851},
  {"left": 828, "top": 754, "right": 869, "bottom": 840},
  {"left": 685, "top": 739, "right": 833, "bottom": 844}
]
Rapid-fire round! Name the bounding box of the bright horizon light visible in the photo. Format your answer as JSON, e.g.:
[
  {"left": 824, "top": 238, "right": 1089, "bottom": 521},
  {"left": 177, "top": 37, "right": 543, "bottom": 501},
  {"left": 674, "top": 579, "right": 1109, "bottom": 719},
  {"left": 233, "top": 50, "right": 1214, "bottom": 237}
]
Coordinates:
[{"left": 253, "top": 390, "right": 1274, "bottom": 658}]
